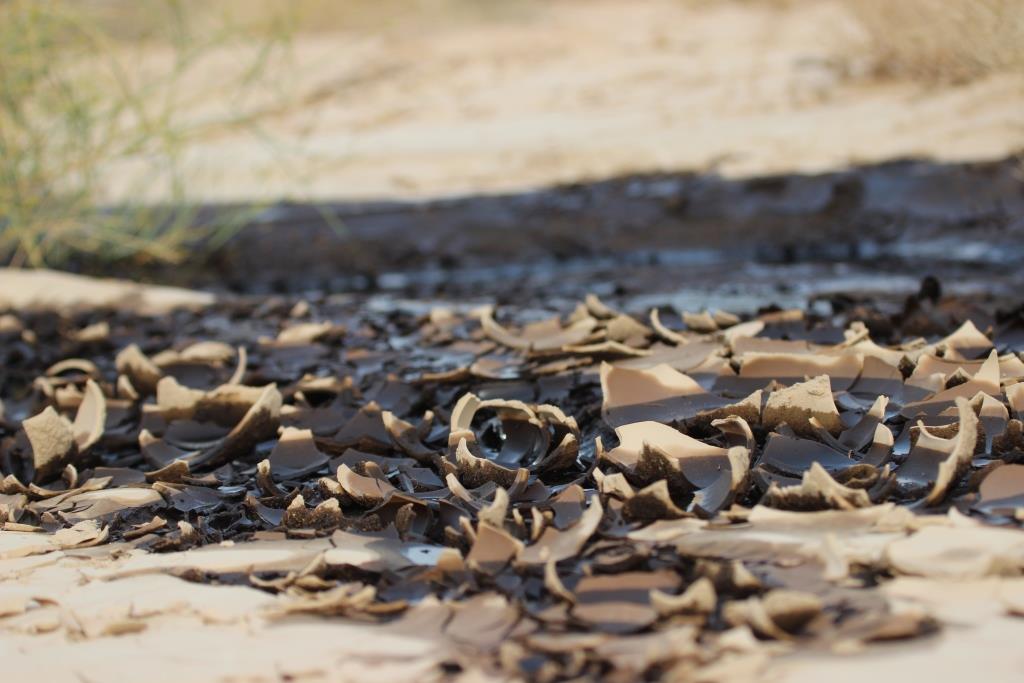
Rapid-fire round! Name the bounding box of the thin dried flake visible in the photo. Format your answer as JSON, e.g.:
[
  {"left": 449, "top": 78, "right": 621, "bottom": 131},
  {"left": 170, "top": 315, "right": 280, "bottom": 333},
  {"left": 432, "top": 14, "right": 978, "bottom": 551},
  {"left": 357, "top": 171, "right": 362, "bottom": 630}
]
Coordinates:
[
  {"left": 839, "top": 395, "right": 889, "bottom": 451},
  {"left": 445, "top": 592, "right": 521, "bottom": 650},
  {"left": 480, "top": 307, "right": 597, "bottom": 351},
  {"left": 467, "top": 522, "right": 523, "bottom": 574},
  {"left": 650, "top": 309, "right": 689, "bottom": 345},
  {"left": 972, "top": 391, "right": 1008, "bottom": 452},
  {"left": 333, "top": 402, "right": 392, "bottom": 449},
  {"left": 651, "top": 577, "right": 717, "bottom": 616},
  {"left": 974, "top": 464, "right": 1024, "bottom": 516},
  {"left": 723, "top": 590, "right": 823, "bottom": 640},
  {"left": 934, "top": 319, "right": 993, "bottom": 360},
  {"left": 761, "top": 462, "right": 871, "bottom": 511},
  {"left": 732, "top": 352, "right": 863, "bottom": 393},
  {"left": 276, "top": 321, "right": 337, "bottom": 345},
  {"left": 689, "top": 446, "right": 750, "bottom": 518},
  {"left": 336, "top": 464, "right": 396, "bottom": 506},
  {"left": 862, "top": 422, "right": 895, "bottom": 467},
  {"left": 46, "top": 358, "right": 101, "bottom": 379},
  {"left": 601, "top": 362, "right": 760, "bottom": 429},
  {"left": 268, "top": 427, "right": 328, "bottom": 480},
  {"left": 604, "top": 314, "right": 653, "bottom": 344},
  {"left": 382, "top": 411, "right": 435, "bottom": 461},
  {"left": 139, "top": 429, "right": 199, "bottom": 469},
  {"left": 901, "top": 350, "right": 1002, "bottom": 419},
  {"left": 187, "top": 384, "right": 283, "bottom": 470},
  {"left": 1006, "top": 381, "right": 1024, "bottom": 419},
  {"left": 53, "top": 520, "right": 109, "bottom": 549},
  {"left": 53, "top": 487, "right": 165, "bottom": 523},
  {"left": 518, "top": 496, "right": 603, "bottom": 565},
  {"left": 897, "top": 397, "right": 978, "bottom": 505},
  {"left": 21, "top": 406, "right": 77, "bottom": 484},
  {"left": 683, "top": 311, "right": 719, "bottom": 333},
  {"left": 758, "top": 433, "right": 856, "bottom": 477},
  {"left": 563, "top": 340, "right": 652, "bottom": 358},
  {"left": 571, "top": 570, "right": 682, "bottom": 633},
  {"left": 144, "top": 459, "right": 191, "bottom": 484},
  {"left": 114, "top": 344, "right": 162, "bottom": 395},
  {"left": 622, "top": 480, "right": 687, "bottom": 522},
  {"left": 763, "top": 375, "right": 842, "bottom": 437},
  {"left": 71, "top": 379, "right": 106, "bottom": 452}
]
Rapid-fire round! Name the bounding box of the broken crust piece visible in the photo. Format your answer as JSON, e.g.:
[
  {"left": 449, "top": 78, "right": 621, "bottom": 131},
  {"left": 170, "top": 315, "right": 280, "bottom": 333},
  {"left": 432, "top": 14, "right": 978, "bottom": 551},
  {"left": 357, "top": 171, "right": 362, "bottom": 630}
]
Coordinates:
[
  {"left": 763, "top": 375, "right": 842, "bottom": 437},
  {"left": 761, "top": 462, "right": 871, "bottom": 511},
  {"left": 897, "top": 397, "right": 978, "bottom": 506},
  {"left": 21, "top": 406, "right": 77, "bottom": 484},
  {"left": 518, "top": 496, "right": 603, "bottom": 565},
  {"left": 600, "top": 362, "right": 760, "bottom": 429}
]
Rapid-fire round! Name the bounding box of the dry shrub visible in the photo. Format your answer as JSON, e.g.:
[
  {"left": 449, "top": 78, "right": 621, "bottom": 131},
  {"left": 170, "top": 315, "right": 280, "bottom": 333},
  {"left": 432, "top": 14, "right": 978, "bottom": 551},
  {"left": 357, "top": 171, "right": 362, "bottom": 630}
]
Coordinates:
[
  {"left": 0, "top": 1, "right": 293, "bottom": 268},
  {"left": 849, "top": 0, "right": 1024, "bottom": 82}
]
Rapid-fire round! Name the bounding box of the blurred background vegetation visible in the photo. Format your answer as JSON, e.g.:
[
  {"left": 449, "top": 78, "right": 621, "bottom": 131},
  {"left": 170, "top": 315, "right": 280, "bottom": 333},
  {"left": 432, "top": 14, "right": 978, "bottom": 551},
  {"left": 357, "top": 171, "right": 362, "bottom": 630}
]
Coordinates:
[{"left": 1, "top": 0, "right": 1021, "bottom": 269}]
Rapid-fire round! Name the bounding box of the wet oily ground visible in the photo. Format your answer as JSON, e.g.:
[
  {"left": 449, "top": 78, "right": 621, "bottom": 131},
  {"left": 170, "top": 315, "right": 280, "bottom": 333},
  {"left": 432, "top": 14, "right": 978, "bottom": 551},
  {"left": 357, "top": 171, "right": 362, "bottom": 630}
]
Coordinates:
[{"left": 2, "top": 284, "right": 1024, "bottom": 682}]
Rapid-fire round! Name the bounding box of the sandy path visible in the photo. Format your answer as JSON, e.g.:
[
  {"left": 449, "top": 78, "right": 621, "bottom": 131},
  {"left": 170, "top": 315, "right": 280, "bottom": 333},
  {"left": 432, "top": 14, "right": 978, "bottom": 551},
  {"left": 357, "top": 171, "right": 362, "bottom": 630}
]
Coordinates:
[{"left": 104, "top": 0, "right": 1024, "bottom": 203}]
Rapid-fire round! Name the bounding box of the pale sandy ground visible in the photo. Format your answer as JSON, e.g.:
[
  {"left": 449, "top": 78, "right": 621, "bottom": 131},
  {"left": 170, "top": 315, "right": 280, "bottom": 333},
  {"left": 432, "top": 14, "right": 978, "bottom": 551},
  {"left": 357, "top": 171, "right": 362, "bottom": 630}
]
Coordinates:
[{"left": 103, "top": 0, "right": 1024, "bottom": 203}]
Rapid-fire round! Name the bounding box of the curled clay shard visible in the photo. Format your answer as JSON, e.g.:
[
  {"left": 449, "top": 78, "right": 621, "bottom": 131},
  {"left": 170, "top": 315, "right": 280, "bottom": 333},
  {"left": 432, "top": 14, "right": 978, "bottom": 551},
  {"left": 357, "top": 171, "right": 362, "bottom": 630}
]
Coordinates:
[
  {"left": 466, "top": 522, "right": 523, "bottom": 574},
  {"left": 761, "top": 462, "right": 871, "bottom": 511},
  {"left": 897, "top": 397, "right": 978, "bottom": 505},
  {"left": 518, "top": 495, "right": 603, "bottom": 565},
  {"left": 838, "top": 395, "right": 889, "bottom": 451},
  {"left": 571, "top": 570, "right": 682, "bottom": 634},
  {"left": 46, "top": 358, "right": 101, "bottom": 379},
  {"left": 72, "top": 379, "right": 107, "bottom": 453},
  {"left": 22, "top": 406, "right": 77, "bottom": 484},
  {"left": 600, "top": 362, "right": 760, "bottom": 429},
  {"left": 973, "top": 464, "right": 1024, "bottom": 516},
  {"left": 762, "top": 375, "right": 842, "bottom": 437},
  {"left": 480, "top": 307, "right": 596, "bottom": 351},
  {"left": 114, "top": 344, "right": 163, "bottom": 396},
  {"left": 689, "top": 446, "right": 750, "bottom": 518},
  {"left": 452, "top": 438, "right": 526, "bottom": 489},
  {"left": 186, "top": 384, "right": 283, "bottom": 470},
  {"left": 650, "top": 308, "right": 689, "bottom": 345},
  {"left": 268, "top": 428, "right": 328, "bottom": 480}
]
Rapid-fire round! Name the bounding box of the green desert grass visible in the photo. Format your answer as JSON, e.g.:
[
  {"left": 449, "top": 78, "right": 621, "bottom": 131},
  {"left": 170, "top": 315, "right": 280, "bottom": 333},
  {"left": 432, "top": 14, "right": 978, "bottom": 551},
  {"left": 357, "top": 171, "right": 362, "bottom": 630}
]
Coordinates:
[
  {"left": 0, "top": 0, "right": 294, "bottom": 268},
  {"left": 848, "top": 0, "right": 1024, "bottom": 82}
]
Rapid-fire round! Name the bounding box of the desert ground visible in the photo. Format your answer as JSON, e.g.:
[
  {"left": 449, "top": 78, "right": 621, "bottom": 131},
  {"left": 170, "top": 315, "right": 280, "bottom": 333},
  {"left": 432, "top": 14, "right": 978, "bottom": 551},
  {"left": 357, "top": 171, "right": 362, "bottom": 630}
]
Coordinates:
[{"left": 3, "top": 1, "right": 1024, "bottom": 682}]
